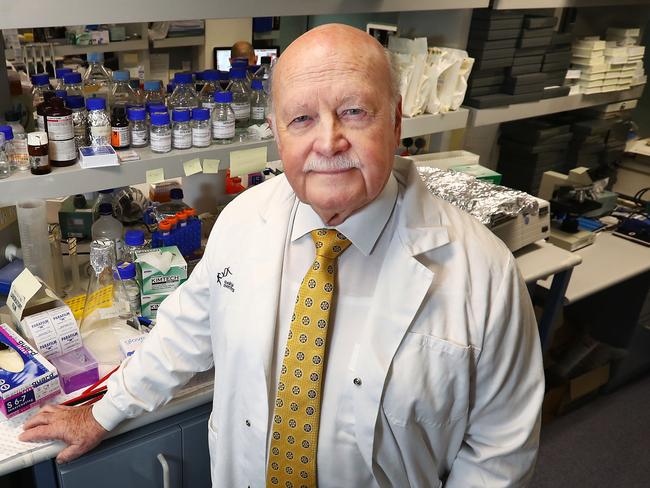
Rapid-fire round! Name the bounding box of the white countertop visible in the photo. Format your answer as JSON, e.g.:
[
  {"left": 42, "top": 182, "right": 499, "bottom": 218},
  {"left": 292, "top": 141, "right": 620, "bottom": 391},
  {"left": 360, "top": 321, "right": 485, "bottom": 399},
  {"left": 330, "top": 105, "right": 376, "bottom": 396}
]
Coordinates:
[{"left": 514, "top": 240, "right": 583, "bottom": 283}]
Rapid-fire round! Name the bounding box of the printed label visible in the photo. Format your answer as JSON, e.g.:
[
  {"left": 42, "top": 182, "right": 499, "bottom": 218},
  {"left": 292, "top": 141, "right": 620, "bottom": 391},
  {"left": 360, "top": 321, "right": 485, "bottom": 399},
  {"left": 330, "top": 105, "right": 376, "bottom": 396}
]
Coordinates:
[
  {"left": 36, "top": 114, "right": 45, "bottom": 132},
  {"left": 192, "top": 126, "right": 211, "bottom": 147},
  {"left": 22, "top": 306, "right": 82, "bottom": 358},
  {"left": 49, "top": 139, "right": 77, "bottom": 161},
  {"left": 151, "top": 132, "right": 172, "bottom": 152},
  {"left": 46, "top": 115, "right": 74, "bottom": 140},
  {"left": 131, "top": 128, "right": 149, "bottom": 146},
  {"left": 212, "top": 119, "right": 235, "bottom": 139},
  {"left": 202, "top": 101, "right": 216, "bottom": 110},
  {"left": 172, "top": 126, "right": 192, "bottom": 149},
  {"left": 90, "top": 125, "right": 111, "bottom": 145},
  {"left": 111, "top": 126, "right": 131, "bottom": 148},
  {"left": 251, "top": 106, "right": 266, "bottom": 121},
  {"left": 231, "top": 102, "right": 250, "bottom": 120},
  {"left": 30, "top": 154, "right": 49, "bottom": 170}
]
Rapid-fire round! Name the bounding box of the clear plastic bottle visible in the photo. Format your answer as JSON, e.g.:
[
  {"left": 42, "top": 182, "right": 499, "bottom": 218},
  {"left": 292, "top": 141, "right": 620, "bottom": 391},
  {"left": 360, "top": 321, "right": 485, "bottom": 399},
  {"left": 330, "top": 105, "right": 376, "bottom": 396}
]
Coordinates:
[
  {"left": 211, "top": 91, "right": 235, "bottom": 144},
  {"left": 247, "top": 65, "right": 262, "bottom": 82},
  {"left": 150, "top": 112, "right": 172, "bottom": 153},
  {"left": 92, "top": 189, "right": 115, "bottom": 221},
  {"left": 124, "top": 229, "right": 146, "bottom": 262},
  {"left": 229, "top": 68, "right": 251, "bottom": 131},
  {"left": 0, "top": 133, "right": 10, "bottom": 179},
  {"left": 114, "top": 261, "right": 141, "bottom": 317},
  {"left": 155, "top": 188, "right": 189, "bottom": 219},
  {"left": 92, "top": 203, "right": 124, "bottom": 258},
  {"left": 128, "top": 107, "right": 148, "bottom": 148},
  {"left": 171, "top": 109, "right": 192, "bottom": 150},
  {"left": 53, "top": 68, "right": 72, "bottom": 90},
  {"left": 191, "top": 108, "right": 211, "bottom": 148},
  {"left": 66, "top": 95, "right": 89, "bottom": 149},
  {"left": 110, "top": 70, "right": 136, "bottom": 110},
  {"left": 199, "top": 70, "right": 221, "bottom": 111},
  {"left": 259, "top": 56, "right": 273, "bottom": 94},
  {"left": 2, "top": 112, "right": 29, "bottom": 171},
  {"left": 144, "top": 80, "right": 165, "bottom": 110},
  {"left": 0, "top": 126, "right": 17, "bottom": 172},
  {"left": 63, "top": 72, "right": 84, "bottom": 98},
  {"left": 83, "top": 52, "right": 112, "bottom": 102},
  {"left": 86, "top": 97, "right": 111, "bottom": 146},
  {"left": 168, "top": 72, "right": 199, "bottom": 111},
  {"left": 32, "top": 73, "right": 53, "bottom": 130},
  {"left": 194, "top": 71, "right": 205, "bottom": 94},
  {"left": 250, "top": 79, "right": 268, "bottom": 124}
]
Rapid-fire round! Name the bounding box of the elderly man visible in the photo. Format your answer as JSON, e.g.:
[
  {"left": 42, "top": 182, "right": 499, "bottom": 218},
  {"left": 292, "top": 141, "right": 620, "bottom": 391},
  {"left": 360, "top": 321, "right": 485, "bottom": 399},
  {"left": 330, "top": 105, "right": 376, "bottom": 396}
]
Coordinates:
[
  {"left": 21, "top": 24, "right": 544, "bottom": 487},
  {"left": 231, "top": 40, "right": 257, "bottom": 66}
]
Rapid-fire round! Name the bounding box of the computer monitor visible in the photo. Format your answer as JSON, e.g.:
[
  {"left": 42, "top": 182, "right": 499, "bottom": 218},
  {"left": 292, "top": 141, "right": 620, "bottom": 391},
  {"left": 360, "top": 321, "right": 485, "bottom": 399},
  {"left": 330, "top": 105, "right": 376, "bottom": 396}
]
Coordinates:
[{"left": 213, "top": 46, "right": 279, "bottom": 71}]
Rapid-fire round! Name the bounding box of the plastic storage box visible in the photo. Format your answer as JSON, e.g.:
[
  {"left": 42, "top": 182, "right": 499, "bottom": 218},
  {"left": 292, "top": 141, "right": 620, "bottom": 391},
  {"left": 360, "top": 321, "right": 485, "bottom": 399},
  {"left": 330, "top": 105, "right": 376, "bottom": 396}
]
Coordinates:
[{"left": 49, "top": 346, "right": 99, "bottom": 394}]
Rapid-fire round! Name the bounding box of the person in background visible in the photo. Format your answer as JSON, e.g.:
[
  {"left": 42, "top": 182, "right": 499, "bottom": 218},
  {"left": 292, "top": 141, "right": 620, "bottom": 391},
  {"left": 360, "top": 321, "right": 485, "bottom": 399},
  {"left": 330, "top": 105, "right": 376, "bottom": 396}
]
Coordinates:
[
  {"left": 231, "top": 40, "right": 257, "bottom": 66},
  {"left": 21, "top": 24, "right": 544, "bottom": 487}
]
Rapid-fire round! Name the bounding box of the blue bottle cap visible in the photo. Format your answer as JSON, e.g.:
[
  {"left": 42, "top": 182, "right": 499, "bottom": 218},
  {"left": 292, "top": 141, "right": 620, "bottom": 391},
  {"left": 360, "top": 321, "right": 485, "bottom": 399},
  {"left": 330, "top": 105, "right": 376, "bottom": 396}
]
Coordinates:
[
  {"left": 174, "top": 72, "right": 193, "bottom": 85},
  {"left": 63, "top": 72, "right": 82, "bottom": 84},
  {"left": 56, "top": 68, "right": 73, "bottom": 79},
  {"left": 55, "top": 89, "right": 68, "bottom": 98},
  {"left": 231, "top": 58, "right": 248, "bottom": 68},
  {"left": 31, "top": 73, "right": 50, "bottom": 86},
  {"left": 151, "top": 112, "right": 170, "bottom": 126},
  {"left": 0, "top": 126, "right": 14, "bottom": 141},
  {"left": 128, "top": 107, "right": 146, "bottom": 121},
  {"left": 192, "top": 108, "right": 210, "bottom": 121},
  {"left": 148, "top": 103, "right": 168, "bottom": 114},
  {"left": 172, "top": 109, "right": 191, "bottom": 122},
  {"left": 218, "top": 71, "right": 230, "bottom": 81},
  {"left": 194, "top": 71, "right": 205, "bottom": 81},
  {"left": 229, "top": 68, "right": 246, "bottom": 80},
  {"left": 86, "top": 97, "right": 107, "bottom": 111},
  {"left": 214, "top": 91, "right": 233, "bottom": 103},
  {"left": 87, "top": 52, "right": 105, "bottom": 63},
  {"left": 114, "top": 261, "right": 136, "bottom": 280},
  {"left": 66, "top": 95, "right": 85, "bottom": 109},
  {"left": 144, "top": 80, "right": 161, "bottom": 91},
  {"left": 202, "top": 70, "right": 220, "bottom": 81},
  {"left": 113, "top": 70, "right": 130, "bottom": 82},
  {"left": 124, "top": 229, "right": 145, "bottom": 246},
  {"left": 251, "top": 79, "right": 263, "bottom": 90}
]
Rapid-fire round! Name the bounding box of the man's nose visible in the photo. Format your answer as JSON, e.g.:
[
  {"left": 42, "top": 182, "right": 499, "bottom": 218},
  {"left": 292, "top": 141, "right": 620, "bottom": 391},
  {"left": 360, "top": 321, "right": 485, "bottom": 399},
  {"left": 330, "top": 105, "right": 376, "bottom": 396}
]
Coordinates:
[{"left": 313, "top": 115, "right": 350, "bottom": 157}]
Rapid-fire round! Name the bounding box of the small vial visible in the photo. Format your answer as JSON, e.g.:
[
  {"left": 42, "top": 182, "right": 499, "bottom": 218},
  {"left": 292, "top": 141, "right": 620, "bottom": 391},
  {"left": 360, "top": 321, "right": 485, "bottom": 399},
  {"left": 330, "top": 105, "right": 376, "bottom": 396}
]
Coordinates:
[
  {"left": 211, "top": 91, "right": 236, "bottom": 145},
  {"left": 66, "top": 95, "right": 89, "bottom": 149},
  {"left": 150, "top": 112, "right": 172, "bottom": 153},
  {"left": 63, "top": 72, "right": 84, "bottom": 98},
  {"left": 114, "top": 262, "right": 141, "bottom": 317},
  {"left": 128, "top": 107, "right": 148, "bottom": 148},
  {"left": 250, "top": 79, "right": 268, "bottom": 125},
  {"left": 171, "top": 109, "right": 192, "bottom": 150},
  {"left": 124, "top": 229, "right": 146, "bottom": 262},
  {"left": 191, "top": 108, "right": 211, "bottom": 148},
  {"left": 0, "top": 125, "right": 28, "bottom": 172},
  {"left": 86, "top": 97, "right": 111, "bottom": 146},
  {"left": 111, "top": 106, "right": 131, "bottom": 150},
  {"left": 28, "top": 132, "right": 51, "bottom": 175}
]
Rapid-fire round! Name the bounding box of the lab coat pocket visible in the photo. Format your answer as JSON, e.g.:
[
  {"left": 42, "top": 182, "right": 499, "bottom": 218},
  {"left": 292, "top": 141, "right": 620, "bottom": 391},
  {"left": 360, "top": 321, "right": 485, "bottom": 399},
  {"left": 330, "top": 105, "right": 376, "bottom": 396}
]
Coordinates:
[{"left": 382, "top": 332, "right": 475, "bottom": 428}]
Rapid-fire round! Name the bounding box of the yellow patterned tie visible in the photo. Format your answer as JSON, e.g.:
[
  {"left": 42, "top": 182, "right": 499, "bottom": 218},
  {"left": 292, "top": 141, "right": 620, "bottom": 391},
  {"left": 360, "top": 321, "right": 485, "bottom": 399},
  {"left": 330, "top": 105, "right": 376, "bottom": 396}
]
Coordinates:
[{"left": 267, "top": 229, "right": 352, "bottom": 488}]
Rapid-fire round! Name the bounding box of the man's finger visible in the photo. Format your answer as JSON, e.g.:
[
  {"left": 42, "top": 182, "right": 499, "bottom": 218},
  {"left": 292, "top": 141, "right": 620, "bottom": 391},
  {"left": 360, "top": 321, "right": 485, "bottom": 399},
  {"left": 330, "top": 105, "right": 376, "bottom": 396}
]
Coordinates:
[
  {"left": 56, "top": 444, "right": 85, "bottom": 464},
  {"left": 18, "top": 424, "right": 59, "bottom": 443},
  {"left": 22, "top": 412, "right": 53, "bottom": 430}
]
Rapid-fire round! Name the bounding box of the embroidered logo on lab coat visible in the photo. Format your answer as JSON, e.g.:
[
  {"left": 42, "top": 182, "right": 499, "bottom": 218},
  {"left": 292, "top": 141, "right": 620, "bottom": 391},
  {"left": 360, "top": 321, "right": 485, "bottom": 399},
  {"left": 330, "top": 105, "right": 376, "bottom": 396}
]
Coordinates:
[{"left": 216, "top": 267, "right": 235, "bottom": 292}]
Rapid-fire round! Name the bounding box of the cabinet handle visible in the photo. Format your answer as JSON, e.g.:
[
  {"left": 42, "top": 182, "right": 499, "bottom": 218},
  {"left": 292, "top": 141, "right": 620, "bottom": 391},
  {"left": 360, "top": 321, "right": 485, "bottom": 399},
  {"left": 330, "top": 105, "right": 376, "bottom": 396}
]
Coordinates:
[{"left": 157, "top": 453, "right": 171, "bottom": 488}]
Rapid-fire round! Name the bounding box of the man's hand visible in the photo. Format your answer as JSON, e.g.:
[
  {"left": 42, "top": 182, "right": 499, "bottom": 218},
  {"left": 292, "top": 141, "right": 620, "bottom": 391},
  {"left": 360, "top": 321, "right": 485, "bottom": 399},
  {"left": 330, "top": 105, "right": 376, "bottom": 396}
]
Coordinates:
[{"left": 19, "top": 404, "right": 108, "bottom": 464}]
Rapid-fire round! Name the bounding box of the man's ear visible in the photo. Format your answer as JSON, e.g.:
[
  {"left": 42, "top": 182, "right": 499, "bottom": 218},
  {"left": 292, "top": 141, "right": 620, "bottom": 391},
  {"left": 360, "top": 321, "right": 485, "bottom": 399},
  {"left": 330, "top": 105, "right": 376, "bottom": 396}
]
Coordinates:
[
  {"left": 394, "top": 96, "right": 403, "bottom": 146},
  {"left": 268, "top": 114, "right": 281, "bottom": 152}
]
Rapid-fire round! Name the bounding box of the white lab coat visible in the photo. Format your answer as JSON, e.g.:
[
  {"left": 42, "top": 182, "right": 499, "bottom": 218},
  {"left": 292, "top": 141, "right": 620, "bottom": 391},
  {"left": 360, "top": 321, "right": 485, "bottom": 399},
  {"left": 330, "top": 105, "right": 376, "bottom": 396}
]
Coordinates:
[{"left": 103, "top": 157, "right": 544, "bottom": 487}]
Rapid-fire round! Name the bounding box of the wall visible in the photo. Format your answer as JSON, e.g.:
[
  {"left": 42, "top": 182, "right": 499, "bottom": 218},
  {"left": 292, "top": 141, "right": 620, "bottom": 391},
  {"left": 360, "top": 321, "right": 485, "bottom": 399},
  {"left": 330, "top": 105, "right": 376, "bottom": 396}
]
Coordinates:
[{"left": 199, "top": 18, "right": 252, "bottom": 70}]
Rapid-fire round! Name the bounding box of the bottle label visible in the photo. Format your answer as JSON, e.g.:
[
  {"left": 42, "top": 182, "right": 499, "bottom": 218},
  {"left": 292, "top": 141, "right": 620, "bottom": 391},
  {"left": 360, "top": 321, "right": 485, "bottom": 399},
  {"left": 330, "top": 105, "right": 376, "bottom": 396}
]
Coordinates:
[
  {"left": 192, "top": 126, "right": 211, "bottom": 147},
  {"left": 202, "top": 101, "right": 216, "bottom": 110},
  {"left": 36, "top": 114, "right": 45, "bottom": 132},
  {"left": 131, "top": 128, "right": 149, "bottom": 146},
  {"left": 251, "top": 106, "right": 266, "bottom": 121},
  {"left": 231, "top": 102, "right": 250, "bottom": 121},
  {"left": 73, "top": 123, "right": 87, "bottom": 145},
  {"left": 172, "top": 126, "right": 192, "bottom": 149},
  {"left": 9, "top": 139, "right": 30, "bottom": 171},
  {"left": 111, "top": 126, "right": 131, "bottom": 148},
  {"left": 46, "top": 115, "right": 74, "bottom": 140},
  {"left": 212, "top": 119, "right": 235, "bottom": 139},
  {"left": 30, "top": 154, "right": 49, "bottom": 170},
  {"left": 49, "top": 139, "right": 77, "bottom": 161},
  {"left": 90, "top": 125, "right": 111, "bottom": 145},
  {"left": 151, "top": 132, "right": 172, "bottom": 152}
]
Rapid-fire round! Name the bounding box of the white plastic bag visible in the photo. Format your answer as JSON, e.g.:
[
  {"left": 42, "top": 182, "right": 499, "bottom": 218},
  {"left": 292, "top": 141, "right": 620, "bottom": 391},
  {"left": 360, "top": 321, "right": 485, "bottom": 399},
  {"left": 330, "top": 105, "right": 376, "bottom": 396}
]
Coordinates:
[
  {"left": 389, "top": 36, "right": 429, "bottom": 117},
  {"left": 425, "top": 48, "right": 474, "bottom": 114}
]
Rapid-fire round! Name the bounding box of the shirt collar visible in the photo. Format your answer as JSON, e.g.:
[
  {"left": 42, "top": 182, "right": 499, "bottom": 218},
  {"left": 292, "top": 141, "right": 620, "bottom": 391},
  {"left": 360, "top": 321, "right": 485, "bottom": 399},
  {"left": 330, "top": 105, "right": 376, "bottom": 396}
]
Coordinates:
[{"left": 291, "top": 173, "right": 398, "bottom": 256}]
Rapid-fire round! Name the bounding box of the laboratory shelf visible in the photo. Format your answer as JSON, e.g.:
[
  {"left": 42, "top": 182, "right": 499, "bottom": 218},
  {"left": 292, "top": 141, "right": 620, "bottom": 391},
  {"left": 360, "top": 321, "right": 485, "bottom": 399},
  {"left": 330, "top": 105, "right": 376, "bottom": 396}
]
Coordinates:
[
  {"left": 401, "top": 109, "right": 469, "bottom": 138},
  {"left": 53, "top": 39, "right": 148, "bottom": 57},
  {"left": 0, "top": 139, "right": 279, "bottom": 205},
  {"left": 466, "top": 85, "right": 645, "bottom": 127},
  {"left": 493, "top": 0, "right": 650, "bottom": 8},
  {"left": 0, "top": 0, "right": 490, "bottom": 29},
  {"left": 152, "top": 36, "right": 205, "bottom": 49}
]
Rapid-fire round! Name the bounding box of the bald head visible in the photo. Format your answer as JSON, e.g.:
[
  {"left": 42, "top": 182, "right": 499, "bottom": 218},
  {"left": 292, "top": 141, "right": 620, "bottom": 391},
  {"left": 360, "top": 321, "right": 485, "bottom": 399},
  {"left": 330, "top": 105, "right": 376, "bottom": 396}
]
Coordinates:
[
  {"left": 270, "top": 24, "right": 400, "bottom": 118},
  {"left": 231, "top": 41, "right": 256, "bottom": 65}
]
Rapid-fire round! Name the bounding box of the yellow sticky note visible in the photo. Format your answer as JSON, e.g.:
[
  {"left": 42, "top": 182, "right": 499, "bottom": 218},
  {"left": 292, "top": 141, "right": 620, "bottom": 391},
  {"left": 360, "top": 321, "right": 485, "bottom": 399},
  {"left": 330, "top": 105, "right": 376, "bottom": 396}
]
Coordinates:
[
  {"left": 229, "top": 146, "right": 267, "bottom": 178},
  {"left": 202, "top": 159, "right": 220, "bottom": 174},
  {"left": 146, "top": 168, "right": 165, "bottom": 184},
  {"left": 183, "top": 158, "right": 202, "bottom": 176}
]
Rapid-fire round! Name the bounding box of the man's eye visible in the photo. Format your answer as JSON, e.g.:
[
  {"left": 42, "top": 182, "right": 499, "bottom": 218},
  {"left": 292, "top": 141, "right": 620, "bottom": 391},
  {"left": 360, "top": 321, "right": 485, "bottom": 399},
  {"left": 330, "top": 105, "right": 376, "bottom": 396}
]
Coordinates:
[
  {"left": 291, "top": 115, "right": 311, "bottom": 124},
  {"left": 341, "top": 108, "right": 365, "bottom": 117}
]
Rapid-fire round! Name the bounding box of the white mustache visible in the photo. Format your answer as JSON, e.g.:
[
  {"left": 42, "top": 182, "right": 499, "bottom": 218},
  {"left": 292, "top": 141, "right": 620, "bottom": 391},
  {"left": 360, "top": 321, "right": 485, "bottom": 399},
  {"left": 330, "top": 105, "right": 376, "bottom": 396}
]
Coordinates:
[{"left": 303, "top": 157, "right": 361, "bottom": 173}]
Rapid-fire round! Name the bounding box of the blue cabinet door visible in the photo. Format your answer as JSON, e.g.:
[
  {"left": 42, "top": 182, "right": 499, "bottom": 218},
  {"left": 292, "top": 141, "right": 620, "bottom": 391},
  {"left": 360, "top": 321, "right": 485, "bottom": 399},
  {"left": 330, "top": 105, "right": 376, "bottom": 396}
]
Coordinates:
[
  {"left": 180, "top": 414, "right": 211, "bottom": 488},
  {"left": 58, "top": 426, "right": 182, "bottom": 488}
]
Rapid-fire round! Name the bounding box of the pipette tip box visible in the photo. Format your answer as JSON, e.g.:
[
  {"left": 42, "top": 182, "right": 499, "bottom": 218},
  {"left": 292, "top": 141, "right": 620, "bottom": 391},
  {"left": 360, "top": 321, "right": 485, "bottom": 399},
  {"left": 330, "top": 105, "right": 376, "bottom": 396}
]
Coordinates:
[{"left": 49, "top": 346, "right": 99, "bottom": 394}]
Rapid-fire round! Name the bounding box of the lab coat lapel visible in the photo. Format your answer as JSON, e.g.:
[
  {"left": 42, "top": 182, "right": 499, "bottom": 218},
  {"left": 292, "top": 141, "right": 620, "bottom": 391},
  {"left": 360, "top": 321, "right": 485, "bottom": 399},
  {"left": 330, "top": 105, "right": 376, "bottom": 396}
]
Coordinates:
[{"left": 353, "top": 158, "right": 451, "bottom": 474}]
